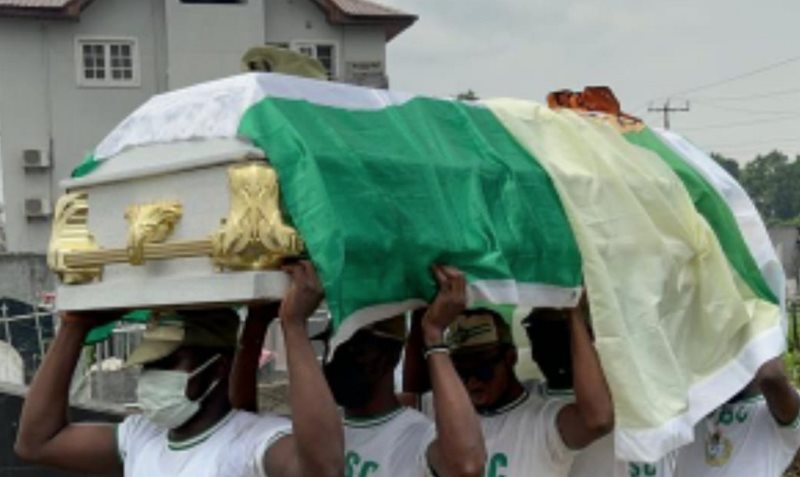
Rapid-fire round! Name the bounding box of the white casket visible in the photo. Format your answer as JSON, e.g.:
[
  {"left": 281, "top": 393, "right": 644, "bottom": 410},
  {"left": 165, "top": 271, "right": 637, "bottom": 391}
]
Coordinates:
[{"left": 50, "top": 138, "right": 303, "bottom": 311}]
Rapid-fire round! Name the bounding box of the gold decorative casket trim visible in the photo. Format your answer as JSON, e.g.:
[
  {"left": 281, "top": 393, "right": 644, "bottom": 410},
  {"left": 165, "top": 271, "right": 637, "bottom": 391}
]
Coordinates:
[
  {"left": 48, "top": 191, "right": 103, "bottom": 285},
  {"left": 124, "top": 200, "right": 183, "bottom": 265},
  {"left": 212, "top": 161, "right": 304, "bottom": 270},
  {"left": 52, "top": 161, "right": 305, "bottom": 282}
]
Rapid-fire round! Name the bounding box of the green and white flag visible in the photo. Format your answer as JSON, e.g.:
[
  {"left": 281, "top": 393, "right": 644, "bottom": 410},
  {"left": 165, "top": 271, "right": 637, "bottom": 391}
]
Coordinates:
[{"left": 74, "top": 73, "right": 783, "bottom": 462}]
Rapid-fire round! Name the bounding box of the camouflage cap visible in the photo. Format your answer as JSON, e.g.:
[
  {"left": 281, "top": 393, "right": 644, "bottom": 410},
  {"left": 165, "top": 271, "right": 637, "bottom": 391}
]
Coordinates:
[
  {"left": 125, "top": 309, "right": 240, "bottom": 368},
  {"left": 365, "top": 315, "right": 407, "bottom": 342},
  {"left": 447, "top": 311, "right": 513, "bottom": 353}
]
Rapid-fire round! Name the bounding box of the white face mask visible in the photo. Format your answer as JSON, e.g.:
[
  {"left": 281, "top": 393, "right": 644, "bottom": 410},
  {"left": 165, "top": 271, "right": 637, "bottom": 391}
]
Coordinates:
[{"left": 136, "top": 354, "right": 221, "bottom": 430}]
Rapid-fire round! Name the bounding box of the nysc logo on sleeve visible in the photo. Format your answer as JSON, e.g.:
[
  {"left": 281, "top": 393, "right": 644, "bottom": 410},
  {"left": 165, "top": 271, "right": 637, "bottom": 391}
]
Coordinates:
[{"left": 345, "top": 451, "right": 380, "bottom": 477}]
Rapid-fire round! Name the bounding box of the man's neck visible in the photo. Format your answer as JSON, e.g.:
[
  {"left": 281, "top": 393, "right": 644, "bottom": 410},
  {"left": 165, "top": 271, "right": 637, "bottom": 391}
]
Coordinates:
[
  {"left": 168, "top": 392, "right": 233, "bottom": 442},
  {"left": 344, "top": 381, "right": 401, "bottom": 420},
  {"left": 481, "top": 379, "right": 526, "bottom": 414}
]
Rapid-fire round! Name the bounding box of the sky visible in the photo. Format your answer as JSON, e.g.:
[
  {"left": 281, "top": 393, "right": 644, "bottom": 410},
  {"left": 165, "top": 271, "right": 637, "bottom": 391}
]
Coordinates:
[{"left": 380, "top": 0, "right": 800, "bottom": 164}]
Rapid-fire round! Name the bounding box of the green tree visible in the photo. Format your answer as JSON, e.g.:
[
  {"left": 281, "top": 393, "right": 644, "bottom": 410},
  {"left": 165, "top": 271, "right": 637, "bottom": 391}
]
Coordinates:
[
  {"left": 710, "top": 152, "right": 740, "bottom": 179},
  {"left": 738, "top": 150, "right": 800, "bottom": 223}
]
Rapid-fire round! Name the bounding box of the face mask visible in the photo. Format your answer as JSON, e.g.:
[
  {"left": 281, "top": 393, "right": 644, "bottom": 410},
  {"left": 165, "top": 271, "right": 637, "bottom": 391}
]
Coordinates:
[{"left": 136, "top": 354, "right": 221, "bottom": 429}]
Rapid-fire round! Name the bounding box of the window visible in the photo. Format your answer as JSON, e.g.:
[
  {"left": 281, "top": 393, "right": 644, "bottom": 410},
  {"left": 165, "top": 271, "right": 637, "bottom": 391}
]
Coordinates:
[
  {"left": 292, "top": 42, "right": 338, "bottom": 79},
  {"left": 76, "top": 38, "right": 139, "bottom": 87},
  {"left": 181, "top": 0, "right": 244, "bottom": 3}
]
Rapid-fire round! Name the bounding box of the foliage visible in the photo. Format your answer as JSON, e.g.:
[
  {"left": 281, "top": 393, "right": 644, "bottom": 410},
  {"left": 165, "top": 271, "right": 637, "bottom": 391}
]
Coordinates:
[{"left": 712, "top": 150, "right": 800, "bottom": 225}]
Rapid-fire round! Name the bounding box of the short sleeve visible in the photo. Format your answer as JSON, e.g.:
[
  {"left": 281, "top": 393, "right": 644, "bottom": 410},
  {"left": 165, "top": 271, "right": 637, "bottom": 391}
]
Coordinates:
[
  {"left": 116, "top": 414, "right": 160, "bottom": 463},
  {"left": 540, "top": 399, "right": 576, "bottom": 467},
  {"left": 220, "top": 413, "right": 293, "bottom": 477},
  {"left": 417, "top": 423, "right": 437, "bottom": 477},
  {"left": 769, "top": 402, "right": 800, "bottom": 453}
]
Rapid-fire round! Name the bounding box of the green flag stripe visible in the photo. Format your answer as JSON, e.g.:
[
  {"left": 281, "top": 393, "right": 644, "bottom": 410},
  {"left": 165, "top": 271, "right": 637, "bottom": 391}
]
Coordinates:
[
  {"left": 625, "top": 128, "right": 778, "bottom": 304},
  {"left": 72, "top": 153, "right": 101, "bottom": 178},
  {"left": 238, "top": 96, "right": 583, "bottom": 332}
]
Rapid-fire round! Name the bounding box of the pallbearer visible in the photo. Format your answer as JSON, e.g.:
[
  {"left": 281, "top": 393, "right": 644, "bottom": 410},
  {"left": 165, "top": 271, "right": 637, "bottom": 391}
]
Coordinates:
[
  {"left": 232, "top": 265, "right": 487, "bottom": 477},
  {"left": 15, "top": 261, "right": 345, "bottom": 477}
]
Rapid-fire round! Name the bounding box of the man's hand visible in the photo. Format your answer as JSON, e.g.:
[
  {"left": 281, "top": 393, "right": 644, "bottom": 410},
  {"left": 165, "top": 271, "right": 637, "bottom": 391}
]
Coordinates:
[
  {"left": 279, "top": 261, "right": 324, "bottom": 328},
  {"left": 248, "top": 301, "right": 281, "bottom": 324},
  {"left": 60, "top": 310, "right": 121, "bottom": 330},
  {"left": 757, "top": 357, "right": 800, "bottom": 426},
  {"left": 422, "top": 265, "right": 467, "bottom": 347}
]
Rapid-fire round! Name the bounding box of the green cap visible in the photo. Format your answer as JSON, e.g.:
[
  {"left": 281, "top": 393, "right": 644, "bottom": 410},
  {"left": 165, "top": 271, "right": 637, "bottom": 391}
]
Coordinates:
[
  {"left": 125, "top": 309, "right": 240, "bottom": 367},
  {"left": 447, "top": 312, "right": 513, "bottom": 353}
]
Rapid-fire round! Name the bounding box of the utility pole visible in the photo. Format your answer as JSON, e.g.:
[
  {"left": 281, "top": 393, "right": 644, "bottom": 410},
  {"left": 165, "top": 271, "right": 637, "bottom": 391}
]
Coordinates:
[{"left": 648, "top": 99, "right": 690, "bottom": 129}]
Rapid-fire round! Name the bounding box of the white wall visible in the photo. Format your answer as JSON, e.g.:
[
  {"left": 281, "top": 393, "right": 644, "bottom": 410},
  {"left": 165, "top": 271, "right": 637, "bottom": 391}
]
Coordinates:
[
  {"left": 165, "top": 0, "right": 266, "bottom": 89},
  {"left": 0, "top": 0, "right": 164, "bottom": 252},
  {"left": 264, "top": 0, "right": 387, "bottom": 82}
]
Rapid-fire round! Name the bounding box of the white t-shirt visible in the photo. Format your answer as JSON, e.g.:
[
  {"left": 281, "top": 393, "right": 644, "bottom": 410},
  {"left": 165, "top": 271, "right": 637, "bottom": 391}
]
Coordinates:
[
  {"left": 534, "top": 385, "right": 675, "bottom": 477},
  {"left": 675, "top": 395, "right": 800, "bottom": 477},
  {"left": 460, "top": 390, "right": 574, "bottom": 477},
  {"left": 344, "top": 407, "right": 435, "bottom": 477},
  {"left": 117, "top": 410, "right": 292, "bottom": 477},
  {"left": 569, "top": 435, "right": 675, "bottom": 477}
]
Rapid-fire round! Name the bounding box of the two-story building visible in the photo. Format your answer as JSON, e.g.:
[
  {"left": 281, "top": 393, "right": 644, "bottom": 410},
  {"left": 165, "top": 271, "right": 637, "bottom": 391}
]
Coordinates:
[{"left": 0, "top": 0, "right": 416, "bottom": 253}]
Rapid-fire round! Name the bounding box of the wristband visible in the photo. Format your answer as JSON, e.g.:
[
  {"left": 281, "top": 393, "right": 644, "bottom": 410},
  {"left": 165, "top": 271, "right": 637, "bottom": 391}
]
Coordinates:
[{"left": 423, "top": 344, "right": 451, "bottom": 360}]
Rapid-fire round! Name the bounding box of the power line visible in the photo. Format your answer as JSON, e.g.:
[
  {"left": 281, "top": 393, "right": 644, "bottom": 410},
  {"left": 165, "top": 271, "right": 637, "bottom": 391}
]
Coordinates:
[
  {"left": 636, "top": 53, "right": 800, "bottom": 111},
  {"left": 691, "top": 99, "right": 800, "bottom": 116},
  {"left": 679, "top": 114, "right": 800, "bottom": 132},
  {"left": 671, "top": 54, "right": 800, "bottom": 97},
  {"left": 692, "top": 87, "right": 800, "bottom": 102}
]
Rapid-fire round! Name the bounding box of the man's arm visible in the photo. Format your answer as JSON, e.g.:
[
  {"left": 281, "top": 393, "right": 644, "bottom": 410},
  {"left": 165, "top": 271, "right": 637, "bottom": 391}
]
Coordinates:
[
  {"left": 424, "top": 266, "right": 486, "bottom": 477},
  {"left": 229, "top": 303, "right": 279, "bottom": 412},
  {"left": 15, "top": 312, "right": 122, "bottom": 474},
  {"left": 556, "top": 302, "right": 614, "bottom": 450},
  {"left": 399, "top": 309, "right": 430, "bottom": 408},
  {"left": 757, "top": 357, "right": 800, "bottom": 426},
  {"left": 262, "top": 261, "right": 344, "bottom": 477}
]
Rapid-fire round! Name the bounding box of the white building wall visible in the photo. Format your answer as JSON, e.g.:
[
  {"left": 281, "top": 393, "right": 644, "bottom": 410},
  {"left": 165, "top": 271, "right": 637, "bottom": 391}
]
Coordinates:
[
  {"left": 165, "top": 0, "right": 266, "bottom": 89},
  {"left": 0, "top": 0, "right": 398, "bottom": 253},
  {"left": 264, "top": 0, "right": 387, "bottom": 83},
  {"left": 0, "top": 0, "right": 164, "bottom": 252}
]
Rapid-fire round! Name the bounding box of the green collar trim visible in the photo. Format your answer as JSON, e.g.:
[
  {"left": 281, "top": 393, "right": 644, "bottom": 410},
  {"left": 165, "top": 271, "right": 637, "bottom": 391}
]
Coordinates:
[
  {"left": 724, "top": 394, "right": 765, "bottom": 406},
  {"left": 168, "top": 411, "right": 235, "bottom": 451},
  {"left": 543, "top": 387, "right": 574, "bottom": 398},
  {"left": 480, "top": 390, "right": 530, "bottom": 417},
  {"left": 344, "top": 407, "right": 405, "bottom": 428}
]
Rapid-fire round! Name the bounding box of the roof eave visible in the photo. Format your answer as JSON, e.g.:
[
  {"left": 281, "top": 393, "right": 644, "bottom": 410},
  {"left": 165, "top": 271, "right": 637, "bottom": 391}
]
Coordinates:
[
  {"left": 0, "top": 0, "right": 87, "bottom": 21},
  {"left": 329, "top": 14, "right": 418, "bottom": 41},
  {"left": 313, "top": 0, "right": 417, "bottom": 41}
]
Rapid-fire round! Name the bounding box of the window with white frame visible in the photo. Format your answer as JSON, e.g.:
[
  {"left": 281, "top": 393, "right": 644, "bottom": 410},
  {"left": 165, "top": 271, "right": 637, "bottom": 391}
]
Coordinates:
[
  {"left": 292, "top": 42, "right": 337, "bottom": 79},
  {"left": 76, "top": 38, "right": 139, "bottom": 87}
]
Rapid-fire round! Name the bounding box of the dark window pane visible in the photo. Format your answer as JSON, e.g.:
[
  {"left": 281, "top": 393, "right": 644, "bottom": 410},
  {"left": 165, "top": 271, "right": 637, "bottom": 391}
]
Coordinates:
[
  {"left": 85, "top": 69, "right": 95, "bottom": 79},
  {"left": 96, "top": 69, "right": 105, "bottom": 79},
  {"left": 122, "top": 69, "right": 133, "bottom": 80},
  {"left": 121, "top": 44, "right": 131, "bottom": 57}
]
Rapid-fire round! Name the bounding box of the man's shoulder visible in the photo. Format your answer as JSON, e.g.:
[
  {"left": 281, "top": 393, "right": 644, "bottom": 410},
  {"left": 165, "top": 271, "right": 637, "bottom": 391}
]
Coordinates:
[{"left": 229, "top": 410, "right": 292, "bottom": 438}]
